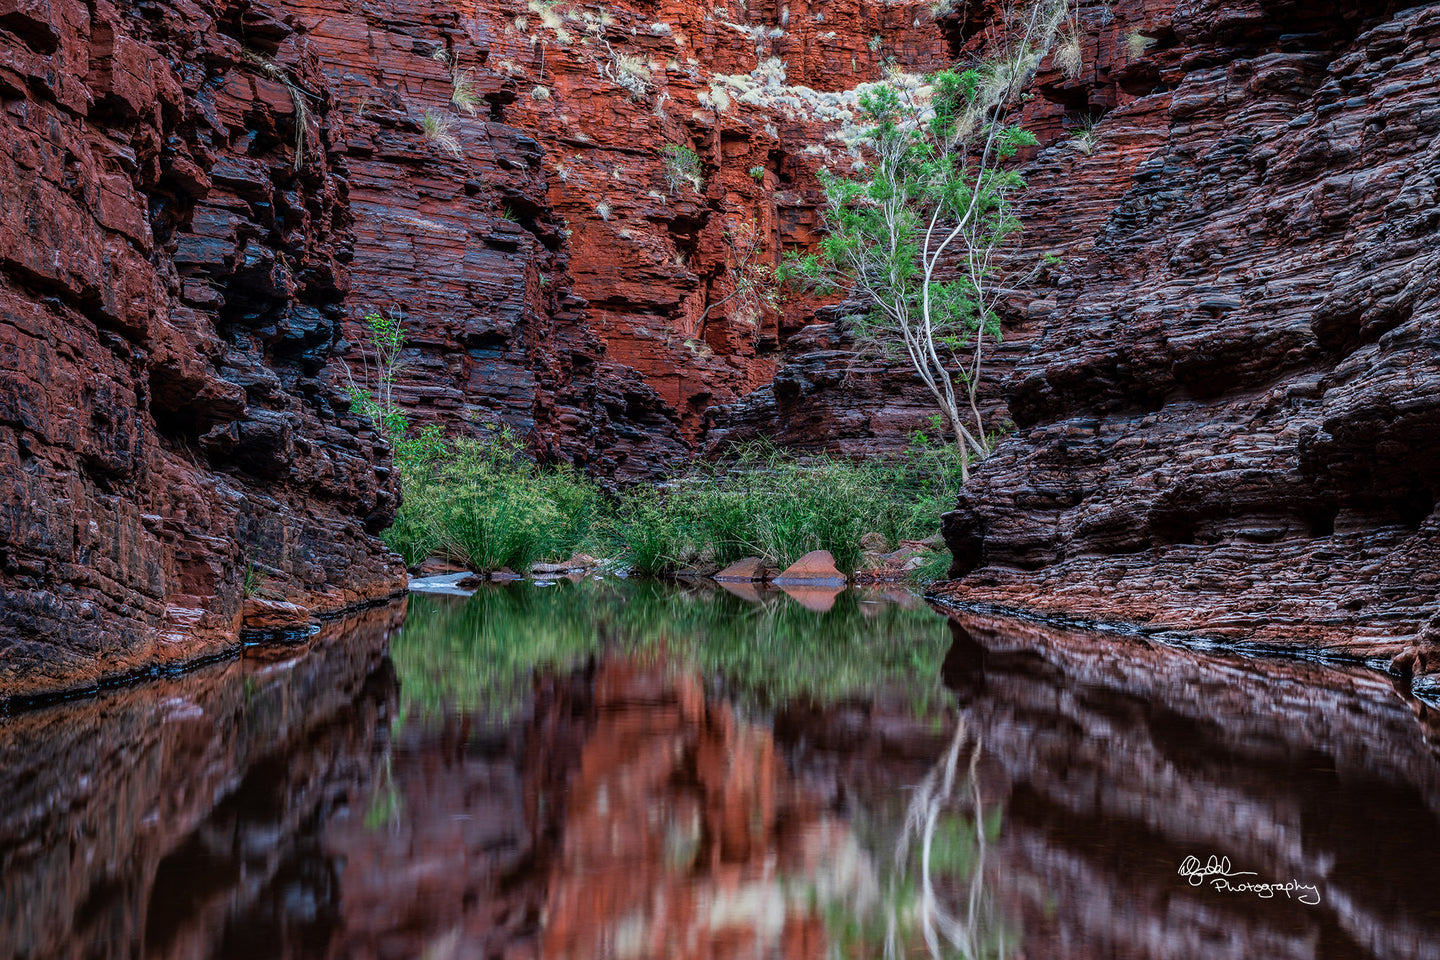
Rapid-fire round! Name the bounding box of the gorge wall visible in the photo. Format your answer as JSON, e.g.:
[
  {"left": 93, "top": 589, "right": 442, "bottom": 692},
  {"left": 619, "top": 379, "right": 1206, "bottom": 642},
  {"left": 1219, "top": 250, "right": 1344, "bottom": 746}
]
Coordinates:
[
  {"left": 2, "top": 0, "right": 1438, "bottom": 698},
  {"left": 0, "top": 0, "right": 407, "bottom": 701},
  {"left": 928, "top": 0, "right": 1440, "bottom": 676}
]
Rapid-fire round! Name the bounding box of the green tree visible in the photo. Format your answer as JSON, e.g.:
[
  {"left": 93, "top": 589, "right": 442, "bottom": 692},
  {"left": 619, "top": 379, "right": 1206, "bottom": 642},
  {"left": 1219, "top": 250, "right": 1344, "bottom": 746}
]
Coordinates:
[
  {"left": 783, "top": 0, "right": 1069, "bottom": 482},
  {"left": 344, "top": 310, "right": 409, "bottom": 439}
]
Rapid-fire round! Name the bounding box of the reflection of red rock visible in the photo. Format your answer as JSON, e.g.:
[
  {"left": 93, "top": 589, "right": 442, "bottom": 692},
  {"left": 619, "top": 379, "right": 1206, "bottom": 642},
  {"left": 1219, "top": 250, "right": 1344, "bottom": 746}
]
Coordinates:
[
  {"left": 0, "top": 603, "right": 401, "bottom": 958},
  {"left": 540, "top": 659, "right": 850, "bottom": 960},
  {"left": 941, "top": 614, "right": 1440, "bottom": 960},
  {"left": 307, "top": 656, "right": 876, "bottom": 959}
]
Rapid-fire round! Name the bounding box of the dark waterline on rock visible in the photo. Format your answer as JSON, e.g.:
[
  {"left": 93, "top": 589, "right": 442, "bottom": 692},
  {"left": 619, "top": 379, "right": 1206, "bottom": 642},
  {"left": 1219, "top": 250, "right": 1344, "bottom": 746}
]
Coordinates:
[{"left": 2, "top": 581, "right": 1438, "bottom": 959}]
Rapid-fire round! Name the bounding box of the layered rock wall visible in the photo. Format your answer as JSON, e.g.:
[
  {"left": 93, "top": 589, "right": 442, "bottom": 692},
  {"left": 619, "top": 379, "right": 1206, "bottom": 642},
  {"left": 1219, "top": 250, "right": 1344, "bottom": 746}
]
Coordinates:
[
  {"left": 935, "top": 0, "right": 1439, "bottom": 669},
  {"left": 0, "top": 0, "right": 405, "bottom": 700},
  {"left": 291, "top": 0, "right": 954, "bottom": 471}
]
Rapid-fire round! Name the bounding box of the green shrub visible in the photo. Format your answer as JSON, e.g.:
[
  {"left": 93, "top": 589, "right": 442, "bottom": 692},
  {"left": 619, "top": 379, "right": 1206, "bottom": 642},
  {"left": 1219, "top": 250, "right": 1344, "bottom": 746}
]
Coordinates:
[
  {"left": 345, "top": 302, "right": 965, "bottom": 575},
  {"left": 602, "top": 440, "right": 969, "bottom": 575},
  {"left": 385, "top": 430, "right": 602, "bottom": 571},
  {"left": 661, "top": 142, "right": 703, "bottom": 194}
]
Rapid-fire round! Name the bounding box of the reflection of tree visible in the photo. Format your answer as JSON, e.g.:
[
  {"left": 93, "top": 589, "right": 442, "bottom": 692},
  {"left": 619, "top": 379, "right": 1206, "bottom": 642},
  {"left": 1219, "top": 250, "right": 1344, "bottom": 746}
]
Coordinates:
[
  {"left": 389, "top": 581, "right": 953, "bottom": 720},
  {"left": 884, "top": 719, "right": 1013, "bottom": 960},
  {"left": 363, "top": 750, "right": 403, "bottom": 834}
]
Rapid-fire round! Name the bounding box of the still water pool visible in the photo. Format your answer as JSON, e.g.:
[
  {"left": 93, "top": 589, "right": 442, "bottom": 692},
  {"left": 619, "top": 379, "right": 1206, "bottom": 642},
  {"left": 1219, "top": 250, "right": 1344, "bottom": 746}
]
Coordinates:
[{"left": 2, "top": 579, "right": 1439, "bottom": 959}]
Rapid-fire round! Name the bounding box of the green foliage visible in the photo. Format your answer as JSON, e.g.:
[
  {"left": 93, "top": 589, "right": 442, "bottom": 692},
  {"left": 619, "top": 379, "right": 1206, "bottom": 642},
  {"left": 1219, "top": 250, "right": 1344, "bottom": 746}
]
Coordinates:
[
  {"left": 450, "top": 67, "right": 483, "bottom": 115},
  {"left": 241, "top": 561, "right": 271, "bottom": 599},
  {"left": 813, "top": 72, "right": 1025, "bottom": 356},
  {"left": 421, "top": 110, "right": 462, "bottom": 157},
  {"left": 747, "top": 165, "right": 765, "bottom": 182},
  {"left": 603, "top": 441, "right": 968, "bottom": 575},
  {"left": 347, "top": 315, "right": 962, "bottom": 581},
  {"left": 789, "top": 4, "right": 1063, "bottom": 471},
  {"left": 909, "top": 547, "right": 955, "bottom": 586},
  {"left": 661, "top": 142, "right": 703, "bottom": 194},
  {"left": 1126, "top": 30, "right": 1156, "bottom": 59},
  {"left": 384, "top": 428, "right": 603, "bottom": 572},
  {"left": 345, "top": 310, "right": 409, "bottom": 438}
]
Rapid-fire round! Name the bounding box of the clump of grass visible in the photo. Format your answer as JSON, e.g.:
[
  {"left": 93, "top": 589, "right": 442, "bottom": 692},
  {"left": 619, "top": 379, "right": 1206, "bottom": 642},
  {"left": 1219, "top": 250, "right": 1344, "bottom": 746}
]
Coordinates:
[
  {"left": 612, "top": 52, "right": 652, "bottom": 98},
  {"left": 1126, "top": 31, "right": 1157, "bottom": 59},
  {"left": 1055, "top": 29, "right": 1082, "bottom": 79},
  {"left": 241, "top": 50, "right": 309, "bottom": 171},
  {"left": 1066, "top": 114, "right": 1101, "bottom": 155},
  {"left": 602, "top": 439, "right": 969, "bottom": 575},
  {"left": 661, "top": 143, "right": 703, "bottom": 194},
  {"left": 350, "top": 310, "right": 967, "bottom": 578},
  {"left": 450, "top": 68, "right": 483, "bottom": 115},
  {"left": 421, "top": 110, "right": 463, "bottom": 157},
  {"left": 531, "top": 84, "right": 550, "bottom": 101},
  {"left": 909, "top": 548, "right": 954, "bottom": 586},
  {"left": 379, "top": 434, "right": 966, "bottom": 578},
  {"left": 385, "top": 428, "right": 603, "bottom": 572},
  {"left": 529, "top": 0, "right": 572, "bottom": 41}
]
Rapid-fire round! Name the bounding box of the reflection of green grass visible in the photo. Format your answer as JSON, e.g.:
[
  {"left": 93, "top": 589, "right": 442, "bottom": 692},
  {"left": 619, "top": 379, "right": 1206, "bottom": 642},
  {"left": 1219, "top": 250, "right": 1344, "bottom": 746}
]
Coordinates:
[
  {"left": 388, "top": 580, "right": 953, "bottom": 719},
  {"left": 363, "top": 755, "right": 403, "bottom": 833},
  {"left": 927, "top": 805, "right": 1004, "bottom": 877}
]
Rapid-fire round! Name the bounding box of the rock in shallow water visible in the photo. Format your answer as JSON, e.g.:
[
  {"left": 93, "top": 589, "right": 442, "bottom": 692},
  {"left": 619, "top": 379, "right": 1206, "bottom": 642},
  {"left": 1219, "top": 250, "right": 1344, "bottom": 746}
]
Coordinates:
[
  {"left": 714, "top": 557, "right": 768, "bottom": 583},
  {"left": 773, "top": 550, "right": 847, "bottom": 587}
]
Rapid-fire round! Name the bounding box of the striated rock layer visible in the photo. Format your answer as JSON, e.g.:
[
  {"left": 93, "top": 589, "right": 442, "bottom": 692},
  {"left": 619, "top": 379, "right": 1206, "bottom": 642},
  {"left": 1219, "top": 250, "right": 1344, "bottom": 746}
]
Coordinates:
[
  {"left": 287, "top": 0, "right": 953, "bottom": 473},
  {"left": 0, "top": 0, "right": 406, "bottom": 700},
  {"left": 927, "top": 0, "right": 1440, "bottom": 671}
]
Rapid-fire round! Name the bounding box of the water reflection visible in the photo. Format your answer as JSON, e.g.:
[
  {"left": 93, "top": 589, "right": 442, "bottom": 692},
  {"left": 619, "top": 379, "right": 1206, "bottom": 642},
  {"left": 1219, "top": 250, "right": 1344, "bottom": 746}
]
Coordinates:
[
  {"left": 939, "top": 613, "right": 1440, "bottom": 960},
  {"left": 388, "top": 580, "right": 955, "bottom": 718},
  {"left": 2, "top": 582, "right": 1438, "bottom": 959}
]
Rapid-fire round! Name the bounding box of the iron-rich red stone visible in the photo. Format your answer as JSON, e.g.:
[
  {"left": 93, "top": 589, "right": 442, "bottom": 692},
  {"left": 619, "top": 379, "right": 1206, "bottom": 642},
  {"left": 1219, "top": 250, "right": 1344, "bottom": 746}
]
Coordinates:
[
  {"left": 0, "top": 0, "right": 404, "bottom": 701},
  {"left": 772, "top": 550, "right": 846, "bottom": 586}
]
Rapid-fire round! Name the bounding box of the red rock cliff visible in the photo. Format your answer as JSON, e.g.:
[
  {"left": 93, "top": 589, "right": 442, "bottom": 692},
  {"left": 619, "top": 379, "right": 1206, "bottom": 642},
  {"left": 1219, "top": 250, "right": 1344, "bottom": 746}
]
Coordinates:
[{"left": 0, "top": 0, "right": 406, "bottom": 700}]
